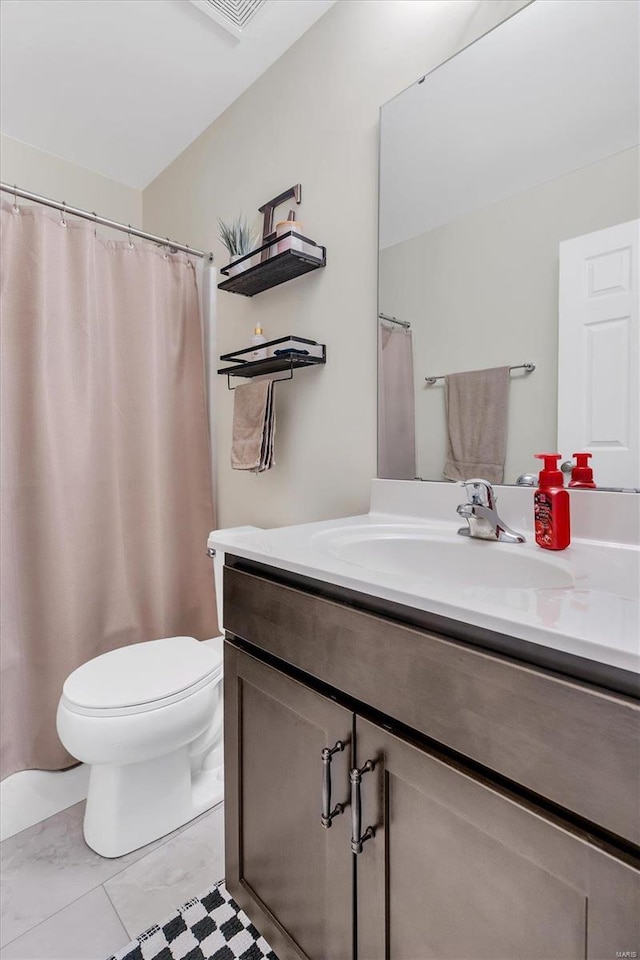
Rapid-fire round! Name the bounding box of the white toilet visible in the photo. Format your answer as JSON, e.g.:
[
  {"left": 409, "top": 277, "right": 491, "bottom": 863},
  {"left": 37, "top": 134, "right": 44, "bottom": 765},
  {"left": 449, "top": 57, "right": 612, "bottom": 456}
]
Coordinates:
[{"left": 56, "top": 635, "right": 224, "bottom": 858}]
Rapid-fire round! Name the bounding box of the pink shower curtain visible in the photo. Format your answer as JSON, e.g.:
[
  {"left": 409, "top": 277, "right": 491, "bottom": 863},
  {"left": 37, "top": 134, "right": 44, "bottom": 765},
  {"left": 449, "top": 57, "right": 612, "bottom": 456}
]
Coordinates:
[
  {"left": 0, "top": 202, "right": 217, "bottom": 780},
  {"left": 378, "top": 322, "right": 416, "bottom": 479}
]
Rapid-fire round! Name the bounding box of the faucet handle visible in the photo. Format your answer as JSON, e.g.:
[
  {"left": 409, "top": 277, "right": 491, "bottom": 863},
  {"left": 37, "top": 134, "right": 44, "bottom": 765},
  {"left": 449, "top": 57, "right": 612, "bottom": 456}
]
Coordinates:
[{"left": 460, "top": 478, "right": 495, "bottom": 507}]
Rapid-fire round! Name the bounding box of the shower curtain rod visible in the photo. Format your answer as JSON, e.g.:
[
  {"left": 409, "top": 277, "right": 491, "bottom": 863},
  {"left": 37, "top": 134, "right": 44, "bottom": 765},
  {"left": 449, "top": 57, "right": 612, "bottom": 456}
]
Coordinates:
[
  {"left": 0, "top": 182, "right": 214, "bottom": 262},
  {"left": 379, "top": 311, "right": 411, "bottom": 329}
]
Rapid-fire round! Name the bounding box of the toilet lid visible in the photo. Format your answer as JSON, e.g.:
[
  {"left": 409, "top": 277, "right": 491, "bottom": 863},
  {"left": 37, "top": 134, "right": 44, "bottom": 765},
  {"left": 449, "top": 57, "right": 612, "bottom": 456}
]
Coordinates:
[{"left": 63, "top": 637, "right": 223, "bottom": 711}]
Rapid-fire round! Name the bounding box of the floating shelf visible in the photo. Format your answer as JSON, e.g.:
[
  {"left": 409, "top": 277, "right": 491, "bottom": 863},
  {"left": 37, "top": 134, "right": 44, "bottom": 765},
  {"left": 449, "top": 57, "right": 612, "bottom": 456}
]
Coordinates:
[
  {"left": 218, "top": 336, "right": 326, "bottom": 388},
  {"left": 218, "top": 232, "right": 326, "bottom": 297}
]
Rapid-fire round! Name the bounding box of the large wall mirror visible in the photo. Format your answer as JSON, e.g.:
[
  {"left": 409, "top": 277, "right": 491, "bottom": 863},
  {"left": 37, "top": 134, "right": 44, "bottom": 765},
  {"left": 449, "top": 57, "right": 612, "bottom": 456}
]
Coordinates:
[{"left": 378, "top": 0, "right": 639, "bottom": 489}]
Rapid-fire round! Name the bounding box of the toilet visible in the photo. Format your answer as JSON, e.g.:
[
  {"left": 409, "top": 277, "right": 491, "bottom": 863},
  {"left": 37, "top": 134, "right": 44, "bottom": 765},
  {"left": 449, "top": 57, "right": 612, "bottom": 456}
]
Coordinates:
[{"left": 56, "top": 635, "right": 224, "bottom": 858}]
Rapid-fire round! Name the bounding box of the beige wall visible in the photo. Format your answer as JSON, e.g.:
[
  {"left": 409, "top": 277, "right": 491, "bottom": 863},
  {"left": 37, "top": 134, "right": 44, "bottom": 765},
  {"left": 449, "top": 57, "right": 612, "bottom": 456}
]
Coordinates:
[
  {"left": 380, "top": 146, "right": 640, "bottom": 483},
  {"left": 1, "top": 135, "right": 142, "bottom": 228},
  {"left": 143, "top": 0, "right": 527, "bottom": 530}
]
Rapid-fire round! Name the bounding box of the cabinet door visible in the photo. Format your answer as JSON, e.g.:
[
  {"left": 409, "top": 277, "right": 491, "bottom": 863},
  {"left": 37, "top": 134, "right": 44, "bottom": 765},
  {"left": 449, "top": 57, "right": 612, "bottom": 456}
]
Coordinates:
[
  {"left": 225, "top": 644, "right": 354, "bottom": 960},
  {"left": 355, "top": 717, "right": 640, "bottom": 960}
]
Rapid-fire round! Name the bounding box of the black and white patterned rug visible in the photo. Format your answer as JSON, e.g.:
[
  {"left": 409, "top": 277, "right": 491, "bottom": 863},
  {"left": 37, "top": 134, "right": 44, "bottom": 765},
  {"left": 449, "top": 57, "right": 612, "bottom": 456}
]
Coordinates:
[{"left": 107, "top": 881, "right": 278, "bottom": 960}]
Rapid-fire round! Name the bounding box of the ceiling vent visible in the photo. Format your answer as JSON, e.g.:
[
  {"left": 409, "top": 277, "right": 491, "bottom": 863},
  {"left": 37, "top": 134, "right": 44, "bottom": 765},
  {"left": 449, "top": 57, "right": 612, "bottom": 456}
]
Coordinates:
[{"left": 189, "top": 0, "right": 267, "bottom": 39}]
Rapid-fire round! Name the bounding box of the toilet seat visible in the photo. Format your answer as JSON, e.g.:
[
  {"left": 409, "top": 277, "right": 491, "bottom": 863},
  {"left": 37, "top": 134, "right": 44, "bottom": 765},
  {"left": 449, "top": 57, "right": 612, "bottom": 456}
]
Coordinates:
[{"left": 62, "top": 636, "right": 223, "bottom": 718}]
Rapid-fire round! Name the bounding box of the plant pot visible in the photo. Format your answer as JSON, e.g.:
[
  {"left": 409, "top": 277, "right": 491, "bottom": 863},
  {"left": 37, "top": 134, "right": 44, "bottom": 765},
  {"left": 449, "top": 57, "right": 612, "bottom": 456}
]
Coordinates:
[{"left": 227, "top": 256, "right": 247, "bottom": 277}]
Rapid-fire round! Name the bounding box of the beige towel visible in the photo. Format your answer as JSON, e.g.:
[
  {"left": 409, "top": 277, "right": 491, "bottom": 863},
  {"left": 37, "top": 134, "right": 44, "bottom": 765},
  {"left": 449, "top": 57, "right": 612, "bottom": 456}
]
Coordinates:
[
  {"left": 443, "top": 366, "right": 510, "bottom": 483},
  {"left": 231, "top": 380, "right": 276, "bottom": 472}
]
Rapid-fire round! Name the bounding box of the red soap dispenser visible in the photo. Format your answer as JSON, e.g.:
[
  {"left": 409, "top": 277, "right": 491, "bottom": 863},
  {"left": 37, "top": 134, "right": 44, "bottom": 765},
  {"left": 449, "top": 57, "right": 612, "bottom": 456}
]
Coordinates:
[
  {"left": 569, "top": 452, "right": 596, "bottom": 489},
  {"left": 534, "top": 453, "right": 570, "bottom": 551}
]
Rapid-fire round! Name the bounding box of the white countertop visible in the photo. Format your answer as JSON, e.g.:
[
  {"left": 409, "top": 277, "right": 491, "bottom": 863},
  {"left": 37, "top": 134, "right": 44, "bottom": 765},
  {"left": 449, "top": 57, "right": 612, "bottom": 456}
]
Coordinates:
[{"left": 209, "top": 481, "right": 640, "bottom": 677}]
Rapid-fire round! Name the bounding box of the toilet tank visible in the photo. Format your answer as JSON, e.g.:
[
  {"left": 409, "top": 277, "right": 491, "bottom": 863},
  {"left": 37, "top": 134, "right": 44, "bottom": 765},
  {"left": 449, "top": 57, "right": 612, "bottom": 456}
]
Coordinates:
[{"left": 212, "top": 548, "right": 225, "bottom": 633}]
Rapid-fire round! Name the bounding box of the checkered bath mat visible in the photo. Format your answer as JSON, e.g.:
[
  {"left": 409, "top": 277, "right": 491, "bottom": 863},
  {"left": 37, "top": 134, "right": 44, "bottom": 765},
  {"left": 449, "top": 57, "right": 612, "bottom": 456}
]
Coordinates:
[{"left": 107, "top": 881, "right": 278, "bottom": 960}]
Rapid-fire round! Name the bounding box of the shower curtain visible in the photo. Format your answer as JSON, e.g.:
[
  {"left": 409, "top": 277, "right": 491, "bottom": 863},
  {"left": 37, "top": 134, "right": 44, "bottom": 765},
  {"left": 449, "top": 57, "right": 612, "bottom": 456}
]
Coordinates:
[
  {"left": 378, "top": 322, "right": 416, "bottom": 479},
  {"left": 0, "top": 202, "right": 218, "bottom": 780}
]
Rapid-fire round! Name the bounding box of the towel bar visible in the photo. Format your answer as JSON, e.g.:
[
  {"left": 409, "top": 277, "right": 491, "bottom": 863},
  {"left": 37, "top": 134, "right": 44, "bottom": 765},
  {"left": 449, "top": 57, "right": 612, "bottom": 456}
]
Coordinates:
[
  {"left": 425, "top": 362, "right": 535, "bottom": 385},
  {"left": 225, "top": 365, "right": 295, "bottom": 391}
]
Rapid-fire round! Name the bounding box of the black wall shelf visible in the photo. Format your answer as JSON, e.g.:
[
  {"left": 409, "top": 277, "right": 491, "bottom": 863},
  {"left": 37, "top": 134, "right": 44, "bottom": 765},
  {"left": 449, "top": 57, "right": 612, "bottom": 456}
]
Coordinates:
[
  {"left": 218, "top": 232, "right": 326, "bottom": 297},
  {"left": 218, "top": 336, "right": 326, "bottom": 388}
]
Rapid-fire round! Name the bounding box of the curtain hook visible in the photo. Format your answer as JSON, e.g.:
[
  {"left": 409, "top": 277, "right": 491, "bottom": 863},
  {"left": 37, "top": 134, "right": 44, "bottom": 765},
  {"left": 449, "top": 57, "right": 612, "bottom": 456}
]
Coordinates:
[
  {"left": 12, "top": 184, "right": 19, "bottom": 213},
  {"left": 60, "top": 201, "right": 67, "bottom": 227},
  {"left": 91, "top": 212, "right": 97, "bottom": 237},
  {"left": 127, "top": 225, "right": 134, "bottom": 249},
  {"left": 164, "top": 238, "right": 170, "bottom": 259}
]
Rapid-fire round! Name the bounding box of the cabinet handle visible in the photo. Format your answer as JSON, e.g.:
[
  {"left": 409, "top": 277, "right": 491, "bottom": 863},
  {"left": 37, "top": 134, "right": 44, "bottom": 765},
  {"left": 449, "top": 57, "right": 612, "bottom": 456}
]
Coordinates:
[
  {"left": 350, "top": 760, "right": 376, "bottom": 854},
  {"left": 321, "top": 740, "right": 346, "bottom": 828}
]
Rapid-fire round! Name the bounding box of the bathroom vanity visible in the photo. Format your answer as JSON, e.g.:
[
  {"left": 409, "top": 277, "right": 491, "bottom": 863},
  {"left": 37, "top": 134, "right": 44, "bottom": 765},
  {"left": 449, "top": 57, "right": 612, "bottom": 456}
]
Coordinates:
[{"left": 210, "top": 482, "right": 640, "bottom": 960}]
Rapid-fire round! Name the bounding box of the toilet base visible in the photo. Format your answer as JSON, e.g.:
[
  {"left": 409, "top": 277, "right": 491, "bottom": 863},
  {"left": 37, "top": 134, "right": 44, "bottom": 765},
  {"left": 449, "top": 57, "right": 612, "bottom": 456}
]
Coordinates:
[{"left": 83, "top": 746, "right": 224, "bottom": 858}]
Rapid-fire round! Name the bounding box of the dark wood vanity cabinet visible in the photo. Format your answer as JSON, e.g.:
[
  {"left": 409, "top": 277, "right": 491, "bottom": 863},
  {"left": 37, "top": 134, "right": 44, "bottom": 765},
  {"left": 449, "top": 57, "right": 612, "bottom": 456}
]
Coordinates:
[
  {"left": 356, "top": 717, "right": 638, "bottom": 960},
  {"left": 224, "top": 645, "right": 353, "bottom": 960},
  {"left": 223, "top": 562, "right": 640, "bottom": 960}
]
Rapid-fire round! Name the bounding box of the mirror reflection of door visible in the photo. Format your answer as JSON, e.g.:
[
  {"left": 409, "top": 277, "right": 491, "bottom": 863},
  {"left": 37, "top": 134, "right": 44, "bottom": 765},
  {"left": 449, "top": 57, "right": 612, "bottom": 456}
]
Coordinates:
[
  {"left": 378, "top": 0, "right": 640, "bottom": 489},
  {"left": 558, "top": 220, "right": 639, "bottom": 488}
]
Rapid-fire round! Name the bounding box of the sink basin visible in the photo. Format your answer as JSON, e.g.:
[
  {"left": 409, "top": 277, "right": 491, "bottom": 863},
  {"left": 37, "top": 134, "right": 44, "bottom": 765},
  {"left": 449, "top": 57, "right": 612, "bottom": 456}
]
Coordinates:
[{"left": 311, "top": 525, "right": 574, "bottom": 590}]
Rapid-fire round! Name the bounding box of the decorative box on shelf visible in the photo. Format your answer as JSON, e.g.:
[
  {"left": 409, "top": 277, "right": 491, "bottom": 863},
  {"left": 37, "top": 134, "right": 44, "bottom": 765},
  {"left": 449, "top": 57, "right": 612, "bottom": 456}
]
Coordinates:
[
  {"left": 217, "top": 336, "right": 326, "bottom": 388},
  {"left": 218, "top": 232, "right": 326, "bottom": 297}
]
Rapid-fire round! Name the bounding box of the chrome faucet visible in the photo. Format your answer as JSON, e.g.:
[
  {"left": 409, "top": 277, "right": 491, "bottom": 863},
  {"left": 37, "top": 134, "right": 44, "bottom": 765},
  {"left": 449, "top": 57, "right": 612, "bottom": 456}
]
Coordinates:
[{"left": 456, "top": 479, "right": 525, "bottom": 543}]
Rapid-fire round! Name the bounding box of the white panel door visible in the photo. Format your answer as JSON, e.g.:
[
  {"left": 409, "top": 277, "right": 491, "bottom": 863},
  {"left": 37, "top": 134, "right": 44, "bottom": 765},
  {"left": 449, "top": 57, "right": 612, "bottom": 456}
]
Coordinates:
[{"left": 558, "top": 219, "right": 639, "bottom": 488}]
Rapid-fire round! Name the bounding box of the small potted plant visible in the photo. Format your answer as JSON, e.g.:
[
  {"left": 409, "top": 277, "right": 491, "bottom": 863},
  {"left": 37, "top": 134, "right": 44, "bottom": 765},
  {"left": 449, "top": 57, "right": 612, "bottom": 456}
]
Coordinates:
[{"left": 218, "top": 216, "right": 259, "bottom": 276}]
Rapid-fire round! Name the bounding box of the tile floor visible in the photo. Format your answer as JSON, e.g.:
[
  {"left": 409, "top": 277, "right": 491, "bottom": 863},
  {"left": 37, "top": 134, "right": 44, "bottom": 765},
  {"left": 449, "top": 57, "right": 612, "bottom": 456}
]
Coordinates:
[{"left": 0, "top": 800, "right": 225, "bottom": 960}]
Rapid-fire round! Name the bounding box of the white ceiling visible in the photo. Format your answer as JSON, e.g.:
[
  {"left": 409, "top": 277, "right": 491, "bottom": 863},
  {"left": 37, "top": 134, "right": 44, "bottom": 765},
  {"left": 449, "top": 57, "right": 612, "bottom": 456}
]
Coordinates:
[
  {"left": 0, "top": 0, "right": 336, "bottom": 189},
  {"left": 380, "top": 0, "right": 640, "bottom": 249}
]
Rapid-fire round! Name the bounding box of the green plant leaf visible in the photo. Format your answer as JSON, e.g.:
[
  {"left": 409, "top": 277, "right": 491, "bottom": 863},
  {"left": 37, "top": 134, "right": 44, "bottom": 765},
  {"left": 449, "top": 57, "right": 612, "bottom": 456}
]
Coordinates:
[{"left": 218, "top": 215, "right": 257, "bottom": 258}]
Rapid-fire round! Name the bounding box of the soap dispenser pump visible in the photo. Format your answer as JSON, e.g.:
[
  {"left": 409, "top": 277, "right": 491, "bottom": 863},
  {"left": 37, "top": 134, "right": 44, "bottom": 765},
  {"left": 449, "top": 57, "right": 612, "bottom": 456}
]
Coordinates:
[
  {"left": 534, "top": 453, "right": 570, "bottom": 551},
  {"left": 569, "top": 452, "right": 596, "bottom": 489}
]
